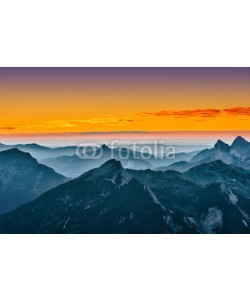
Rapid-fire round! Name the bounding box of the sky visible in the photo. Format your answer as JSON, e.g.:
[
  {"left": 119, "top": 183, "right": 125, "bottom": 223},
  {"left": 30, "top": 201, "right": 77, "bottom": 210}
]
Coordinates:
[{"left": 0, "top": 68, "right": 250, "bottom": 142}]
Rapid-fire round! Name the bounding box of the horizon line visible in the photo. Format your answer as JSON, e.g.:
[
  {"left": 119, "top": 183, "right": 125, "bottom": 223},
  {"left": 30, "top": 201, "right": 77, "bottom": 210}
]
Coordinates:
[
  {"left": 1, "top": 130, "right": 250, "bottom": 142},
  {"left": 1, "top": 130, "right": 250, "bottom": 135}
]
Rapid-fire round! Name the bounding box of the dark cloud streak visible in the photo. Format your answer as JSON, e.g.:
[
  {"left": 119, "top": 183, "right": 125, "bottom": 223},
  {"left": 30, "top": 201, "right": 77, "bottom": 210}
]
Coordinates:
[
  {"left": 142, "top": 107, "right": 250, "bottom": 118},
  {"left": 0, "top": 126, "right": 16, "bottom": 130}
]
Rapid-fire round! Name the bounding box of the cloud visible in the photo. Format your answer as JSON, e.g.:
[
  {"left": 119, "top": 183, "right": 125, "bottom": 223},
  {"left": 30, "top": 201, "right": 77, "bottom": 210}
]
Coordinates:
[
  {"left": 0, "top": 116, "right": 138, "bottom": 133},
  {"left": 70, "top": 118, "right": 136, "bottom": 126},
  {"left": 79, "top": 131, "right": 149, "bottom": 134},
  {"left": 0, "top": 126, "right": 16, "bottom": 130},
  {"left": 41, "top": 121, "right": 77, "bottom": 128},
  {"left": 222, "top": 107, "right": 250, "bottom": 116},
  {"left": 142, "top": 107, "right": 250, "bottom": 118},
  {"left": 34, "top": 115, "right": 136, "bottom": 129}
]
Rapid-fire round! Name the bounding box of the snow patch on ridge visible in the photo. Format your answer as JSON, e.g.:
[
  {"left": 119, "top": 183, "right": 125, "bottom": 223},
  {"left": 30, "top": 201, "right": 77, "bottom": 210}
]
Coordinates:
[
  {"left": 200, "top": 207, "right": 223, "bottom": 234},
  {"left": 105, "top": 174, "right": 117, "bottom": 184},
  {"left": 147, "top": 187, "right": 166, "bottom": 211},
  {"left": 121, "top": 170, "right": 133, "bottom": 186},
  {"left": 239, "top": 208, "right": 250, "bottom": 222},
  {"left": 242, "top": 220, "right": 248, "bottom": 228},
  {"left": 63, "top": 217, "right": 70, "bottom": 230},
  {"left": 221, "top": 184, "right": 239, "bottom": 206},
  {"left": 33, "top": 171, "right": 42, "bottom": 192},
  {"left": 227, "top": 189, "right": 238, "bottom": 205}
]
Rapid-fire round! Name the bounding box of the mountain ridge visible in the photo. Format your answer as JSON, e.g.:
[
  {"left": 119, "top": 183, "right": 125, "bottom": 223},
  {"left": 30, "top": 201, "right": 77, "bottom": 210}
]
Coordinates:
[
  {"left": 0, "top": 148, "right": 69, "bottom": 214},
  {"left": 1, "top": 158, "right": 249, "bottom": 233}
]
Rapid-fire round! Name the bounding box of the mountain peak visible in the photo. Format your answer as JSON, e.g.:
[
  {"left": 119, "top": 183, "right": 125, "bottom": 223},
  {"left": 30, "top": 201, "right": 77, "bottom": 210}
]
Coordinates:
[
  {"left": 100, "top": 144, "right": 110, "bottom": 151},
  {"left": 214, "top": 140, "right": 230, "bottom": 152},
  {"left": 0, "top": 148, "right": 32, "bottom": 158},
  {"left": 101, "top": 159, "right": 122, "bottom": 169},
  {"left": 0, "top": 148, "right": 37, "bottom": 165},
  {"left": 79, "top": 159, "right": 123, "bottom": 181},
  {"left": 231, "top": 136, "right": 248, "bottom": 148}
]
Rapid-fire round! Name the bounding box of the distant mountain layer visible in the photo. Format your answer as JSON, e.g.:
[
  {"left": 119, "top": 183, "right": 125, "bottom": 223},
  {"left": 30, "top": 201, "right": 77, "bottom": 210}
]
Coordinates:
[
  {"left": 1, "top": 158, "right": 250, "bottom": 234},
  {"left": 162, "top": 136, "right": 250, "bottom": 172},
  {"left": 39, "top": 145, "right": 199, "bottom": 178},
  {"left": 0, "top": 143, "right": 77, "bottom": 160},
  {"left": 39, "top": 145, "right": 153, "bottom": 178},
  {"left": 0, "top": 142, "right": 201, "bottom": 163},
  {"left": 191, "top": 136, "right": 250, "bottom": 167},
  {"left": 0, "top": 149, "right": 69, "bottom": 214}
]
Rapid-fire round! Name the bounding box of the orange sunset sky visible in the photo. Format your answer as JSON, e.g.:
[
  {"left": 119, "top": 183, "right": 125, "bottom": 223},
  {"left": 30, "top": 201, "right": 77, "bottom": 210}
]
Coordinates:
[{"left": 0, "top": 68, "right": 249, "bottom": 141}]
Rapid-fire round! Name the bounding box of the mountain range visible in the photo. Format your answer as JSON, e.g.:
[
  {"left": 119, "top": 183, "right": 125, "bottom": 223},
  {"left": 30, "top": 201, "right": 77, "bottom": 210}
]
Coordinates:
[
  {"left": 1, "top": 157, "right": 250, "bottom": 234},
  {"left": 0, "top": 136, "right": 249, "bottom": 234},
  {"left": 161, "top": 136, "right": 250, "bottom": 172},
  {"left": 0, "top": 143, "right": 77, "bottom": 160},
  {"left": 39, "top": 145, "right": 153, "bottom": 178},
  {"left": 39, "top": 145, "right": 199, "bottom": 178},
  {"left": 0, "top": 148, "right": 69, "bottom": 214}
]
